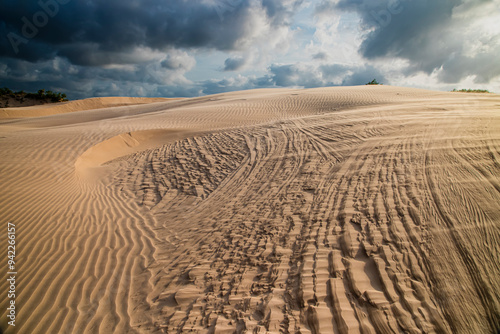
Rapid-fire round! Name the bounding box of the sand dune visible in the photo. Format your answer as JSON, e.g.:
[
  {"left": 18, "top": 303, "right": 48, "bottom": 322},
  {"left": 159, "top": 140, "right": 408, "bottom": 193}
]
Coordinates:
[
  {"left": 0, "top": 96, "right": 175, "bottom": 119},
  {"left": 0, "top": 86, "right": 499, "bottom": 333}
]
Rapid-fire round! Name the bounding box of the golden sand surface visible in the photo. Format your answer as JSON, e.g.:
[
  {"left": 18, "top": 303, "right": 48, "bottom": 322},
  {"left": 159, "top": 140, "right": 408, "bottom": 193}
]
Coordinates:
[{"left": 0, "top": 86, "right": 499, "bottom": 333}]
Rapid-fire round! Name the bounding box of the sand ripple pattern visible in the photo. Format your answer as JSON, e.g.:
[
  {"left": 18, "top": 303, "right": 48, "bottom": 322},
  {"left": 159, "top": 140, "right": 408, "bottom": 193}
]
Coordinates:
[{"left": 1, "top": 86, "right": 499, "bottom": 333}]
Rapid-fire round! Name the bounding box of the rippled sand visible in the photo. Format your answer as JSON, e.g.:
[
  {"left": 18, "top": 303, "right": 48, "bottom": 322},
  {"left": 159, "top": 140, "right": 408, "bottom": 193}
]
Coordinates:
[{"left": 1, "top": 86, "right": 499, "bottom": 333}]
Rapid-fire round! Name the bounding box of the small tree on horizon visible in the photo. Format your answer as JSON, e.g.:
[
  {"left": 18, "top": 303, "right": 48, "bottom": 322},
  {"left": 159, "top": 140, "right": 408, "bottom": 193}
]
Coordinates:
[{"left": 366, "top": 79, "right": 381, "bottom": 85}]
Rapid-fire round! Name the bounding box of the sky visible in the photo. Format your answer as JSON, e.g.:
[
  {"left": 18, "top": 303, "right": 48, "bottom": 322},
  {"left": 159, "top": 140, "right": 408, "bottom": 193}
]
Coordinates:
[{"left": 1, "top": 0, "right": 499, "bottom": 99}]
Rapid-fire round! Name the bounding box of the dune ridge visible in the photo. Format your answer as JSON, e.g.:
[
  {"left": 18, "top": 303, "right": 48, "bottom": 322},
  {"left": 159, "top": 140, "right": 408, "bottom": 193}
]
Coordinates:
[
  {"left": 0, "top": 96, "right": 176, "bottom": 119},
  {"left": 0, "top": 86, "right": 499, "bottom": 333}
]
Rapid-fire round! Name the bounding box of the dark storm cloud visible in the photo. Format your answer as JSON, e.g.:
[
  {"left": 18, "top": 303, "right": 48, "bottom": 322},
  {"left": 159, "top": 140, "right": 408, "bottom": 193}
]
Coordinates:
[
  {"left": 223, "top": 57, "right": 247, "bottom": 71},
  {"left": 334, "top": 0, "right": 459, "bottom": 71},
  {"left": 0, "top": 0, "right": 301, "bottom": 98},
  {"left": 0, "top": 0, "right": 296, "bottom": 66},
  {"left": 312, "top": 52, "right": 328, "bottom": 60},
  {"left": 0, "top": 56, "right": 198, "bottom": 99},
  {"left": 262, "top": 0, "right": 304, "bottom": 25},
  {"left": 438, "top": 43, "right": 500, "bottom": 84},
  {"left": 269, "top": 63, "right": 325, "bottom": 87},
  {"left": 326, "top": 0, "right": 500, "bottom": 83}
]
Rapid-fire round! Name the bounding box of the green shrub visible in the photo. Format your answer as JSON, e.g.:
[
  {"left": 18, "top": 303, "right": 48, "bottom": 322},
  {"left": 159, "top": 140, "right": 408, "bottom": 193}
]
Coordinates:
[
  {"left": 366, "top": 79, "right": 381, "bottom": 85},
  {"left": 451, "top": 88, "right": 490, "bottom": 93},
  {"left": 0, "top": 87, "right": 13, "bottom": 95},
  {"left": 0, "top": 87, "right": 69, "bottom": 104}
]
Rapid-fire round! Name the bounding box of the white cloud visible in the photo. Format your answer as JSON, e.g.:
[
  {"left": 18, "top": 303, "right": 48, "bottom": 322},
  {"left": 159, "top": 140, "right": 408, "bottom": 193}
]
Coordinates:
[{"left": 1, "top": 0, "right": 499, "bottom": 98}]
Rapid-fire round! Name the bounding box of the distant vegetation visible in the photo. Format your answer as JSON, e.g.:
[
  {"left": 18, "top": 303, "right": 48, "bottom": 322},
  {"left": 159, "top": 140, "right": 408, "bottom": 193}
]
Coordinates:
[
  {"left": 451, "top": 88, "right": 490, "bottom": 93},
  {"left": 0, "top": 87, "right": 68, "bottom": 108},
  {"left": 366, "top": 79, "right": 381, "bottom": 85}
]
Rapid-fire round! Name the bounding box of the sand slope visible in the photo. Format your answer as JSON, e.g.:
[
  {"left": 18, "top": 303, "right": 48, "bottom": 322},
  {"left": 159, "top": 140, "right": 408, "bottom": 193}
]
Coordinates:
[
  {"left": 0, "top": 96, "right": 175, "bottom": 119},
  {"left": 0, "top": 86, "right": 499, "bottom": 333}
]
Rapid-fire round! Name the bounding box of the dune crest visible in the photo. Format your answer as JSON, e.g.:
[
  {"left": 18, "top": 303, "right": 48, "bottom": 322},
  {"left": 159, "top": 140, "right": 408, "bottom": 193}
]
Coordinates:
[
  {"left": 0, "top": 86, "right": 499, "bottom": 334},
  {"left": 0, "top": 96, "right": 176, "bottom": 119}
]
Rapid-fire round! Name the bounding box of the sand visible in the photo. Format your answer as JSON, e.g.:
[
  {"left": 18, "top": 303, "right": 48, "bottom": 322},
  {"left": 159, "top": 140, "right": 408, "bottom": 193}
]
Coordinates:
[
  {"left": 0, "top": 86, "right": 499, "bottom": 333},
  {"left": 0, "top": 96, "right": 176, "bottom": 119}
]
